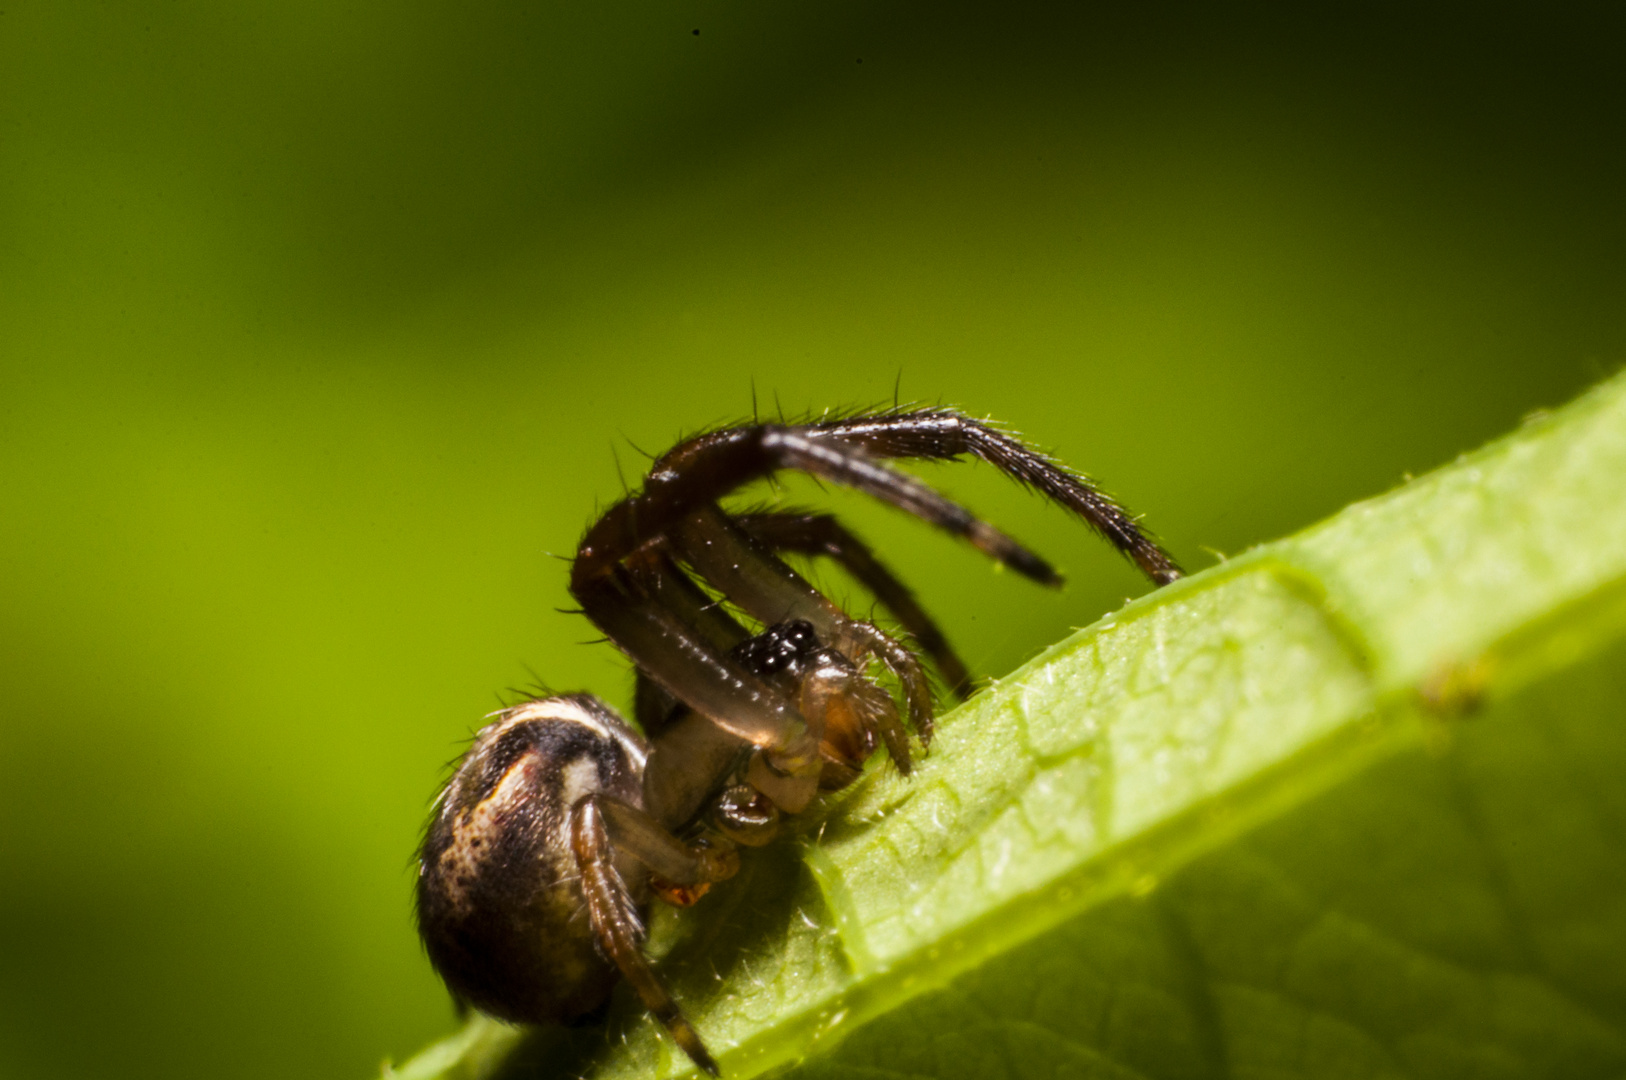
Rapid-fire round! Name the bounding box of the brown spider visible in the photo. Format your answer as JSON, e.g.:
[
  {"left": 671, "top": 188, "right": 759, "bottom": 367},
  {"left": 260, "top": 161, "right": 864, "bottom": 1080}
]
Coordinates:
[{"left": 415, "top": 407, "right": 1180, "bottom": 1074}]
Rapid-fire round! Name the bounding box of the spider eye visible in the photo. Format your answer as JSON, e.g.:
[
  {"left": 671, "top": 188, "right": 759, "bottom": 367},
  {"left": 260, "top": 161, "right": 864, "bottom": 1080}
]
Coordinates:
[{"left": 728, "top": 618, "right": 819, "bottom": 675}]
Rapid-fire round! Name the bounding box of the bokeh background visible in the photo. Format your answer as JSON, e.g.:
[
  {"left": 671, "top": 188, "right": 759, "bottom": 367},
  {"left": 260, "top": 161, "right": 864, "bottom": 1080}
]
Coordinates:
[{"left": 2, "top": 2, "right": 1623, "bottom": 1078}]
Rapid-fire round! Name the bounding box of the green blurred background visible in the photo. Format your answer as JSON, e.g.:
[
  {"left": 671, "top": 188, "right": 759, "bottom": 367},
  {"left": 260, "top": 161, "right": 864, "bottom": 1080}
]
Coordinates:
[{"left": 1, "top": 2, "right": 1622, "bottom": 1078}]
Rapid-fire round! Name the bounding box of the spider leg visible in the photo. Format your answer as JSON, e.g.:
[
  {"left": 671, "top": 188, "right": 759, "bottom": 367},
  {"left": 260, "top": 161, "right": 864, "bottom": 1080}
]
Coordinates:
[
  {"left": 575, "top": 418, "right": 1167, "bottom": 601},
  {"left": 734, "top": 510, "right": 974, "bottom": 699},
  {"left": 606, "top": 549, "right": 833, "bottom": 825},
  {"left": 672, "top": 505, "right": 933, "bottom": 763},
  {"left": 575, "top": 559, "right": 823, "bottom": 820},
  {"left": 572, "top": 425, "right": 1058, "bottom": 590},
  {"left": 641, "top": 547, "right": 753, "bottom": 652},
  {"left": 586, "top": 794, "right": 741, "bottom": 890},
  {"left": 799, "top": 408, "right": 1183, "bottom": 585},
  {"left": 572, "top": 411, "right": 1175, "bottom": 797},
  {"left": 571, "top": 795, "right": 726, "bottom": 1077},
  {"left": 631, "top": 549, "right": 751, "bottom": 734}
]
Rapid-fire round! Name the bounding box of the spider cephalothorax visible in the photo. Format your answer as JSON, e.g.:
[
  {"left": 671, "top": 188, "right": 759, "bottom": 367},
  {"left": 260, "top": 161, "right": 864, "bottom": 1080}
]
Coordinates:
[{"left": 416, "top": 407, "right": 1180, "bottom": 1074}]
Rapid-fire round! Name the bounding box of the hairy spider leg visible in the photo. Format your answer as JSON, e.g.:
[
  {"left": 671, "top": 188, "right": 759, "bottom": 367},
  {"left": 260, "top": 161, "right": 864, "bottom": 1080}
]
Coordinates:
[
  {"left": 571, "top": 423, "right": 1057, "bottom": 591},
  {"left": 734, "top": 510, "right": 974, "bottom": 699},
  {"left": 623, "top": 550, "right": 781, "bottom": 830},
  {"left": 797, "top": 408, "right": 1183, "bottom": 586},
  {"left": 572, "top": 795, "right": 730, "bottom": 1077},
  {"left": 573, "top": 423, "right": 1052, "bottom": 753},
  {"left": 641, "top": 547, "right": 754, "bottom": 652},
  {"left": 574, "top": 563, "right": 821, "bottom": 784},
  {"left": 629, "top": 548, "right": 751, "bottom": 734},
  {"left": 610, "top": 545, "right": 898, "bottom": 824},
  {"left": 672, "top": 505, "right": 924, "bottom": 771},
  {"left": 571, "top": 414, "right": 1176, "bottom": 820},
  {"left": 756, "top": 427, "right": 1070, "bottom": 585}
]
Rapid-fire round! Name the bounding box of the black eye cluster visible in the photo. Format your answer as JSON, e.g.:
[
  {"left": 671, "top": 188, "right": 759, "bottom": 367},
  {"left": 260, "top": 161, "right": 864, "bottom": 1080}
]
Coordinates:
[{"left": 730, "top": 618, "right": 820, "bottom": 676}]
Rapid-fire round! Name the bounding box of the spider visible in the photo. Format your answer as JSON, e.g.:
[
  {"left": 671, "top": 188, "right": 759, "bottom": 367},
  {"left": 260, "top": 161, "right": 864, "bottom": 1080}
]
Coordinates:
[{"left": 415, "top": 407, "right": 1180, "bottom": 1075}]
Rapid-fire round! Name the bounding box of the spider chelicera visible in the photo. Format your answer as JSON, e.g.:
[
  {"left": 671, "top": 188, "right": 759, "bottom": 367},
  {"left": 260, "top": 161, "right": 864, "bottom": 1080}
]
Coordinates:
[{"left": 415, "top": 407, "right": 1180, "bottom": 1075}]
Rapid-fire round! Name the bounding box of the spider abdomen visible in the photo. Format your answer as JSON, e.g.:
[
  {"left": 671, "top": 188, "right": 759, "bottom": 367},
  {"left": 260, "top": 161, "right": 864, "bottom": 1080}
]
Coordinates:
[{"left": 416, "top": 696, "right": 649, "bottom": 1024}]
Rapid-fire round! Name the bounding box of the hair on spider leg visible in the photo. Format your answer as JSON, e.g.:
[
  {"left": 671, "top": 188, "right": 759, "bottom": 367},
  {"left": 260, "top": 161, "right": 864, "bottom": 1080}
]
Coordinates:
[
  {"left": 621, "top": 433, "right": 657, "bottom": 462},
  {"left": 609, "top": 442, "right": 631, "bottom": 497},
  {"left": 507, "top": 665, "right": 559, "bottom": 703},
  {"left": 416, "top": 403, "right": 1179, "bottom": 1075}
]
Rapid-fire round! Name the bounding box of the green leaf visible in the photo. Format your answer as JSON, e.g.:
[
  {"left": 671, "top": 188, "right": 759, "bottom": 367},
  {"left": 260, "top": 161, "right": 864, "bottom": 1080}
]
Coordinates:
[{"left": 386, "top": 372, "right": 1626, "bottom": 1080}]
